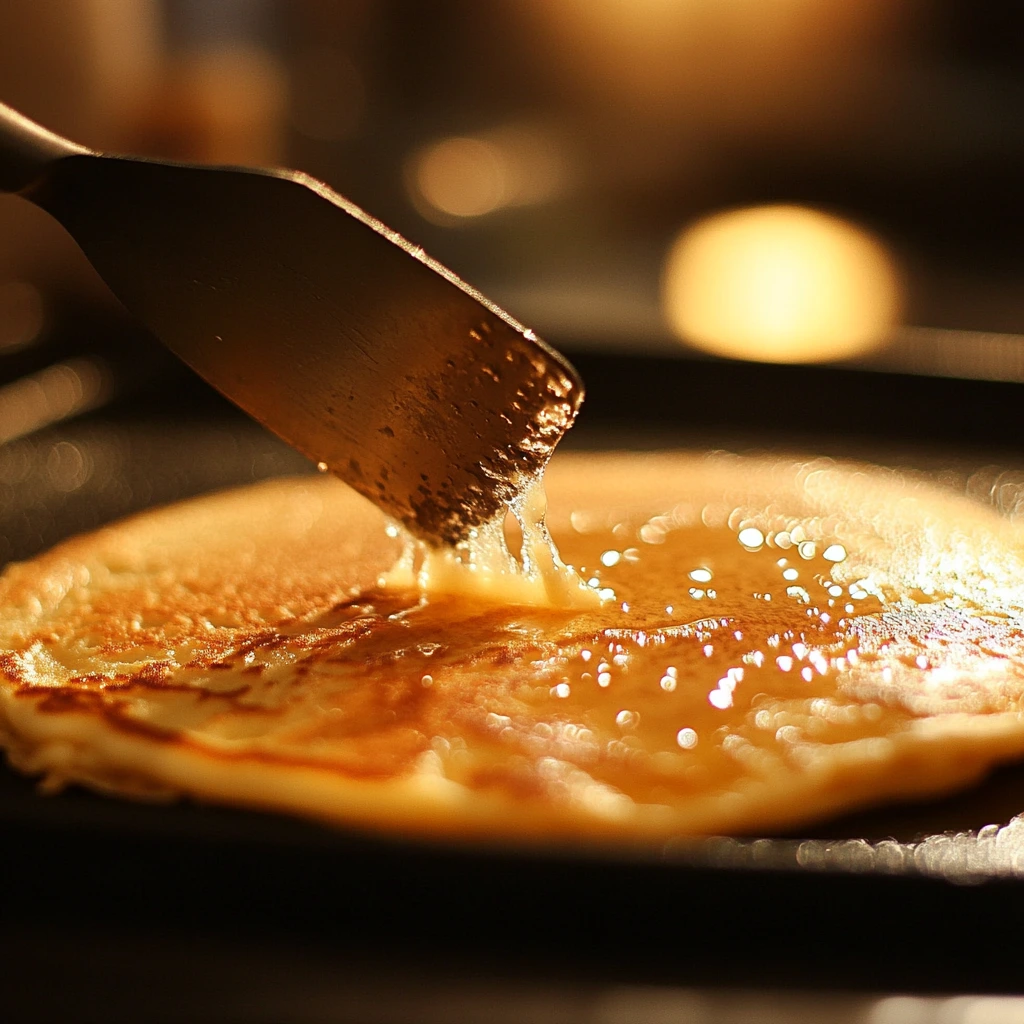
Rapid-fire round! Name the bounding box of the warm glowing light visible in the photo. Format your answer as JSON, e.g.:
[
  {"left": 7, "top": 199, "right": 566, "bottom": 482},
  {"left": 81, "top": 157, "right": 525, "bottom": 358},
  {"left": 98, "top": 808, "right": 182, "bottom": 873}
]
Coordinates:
[
  {"left": 662, "top": 205, "right": 901, "bottom": 364},
  {"left": 526, "top": 1, "right": 898, "bottom": 131},
  {"left": 408, "top": 125, "right": 567, "bottom": 223},
  {"left": 412, "top": 136, "right": 507, "bottom": 220},
  {"left": 46, "top": 440, "right": 92, "bottom": 493},
  {"left": 0, "top": 359, "right": 108, "bottom": 444}
]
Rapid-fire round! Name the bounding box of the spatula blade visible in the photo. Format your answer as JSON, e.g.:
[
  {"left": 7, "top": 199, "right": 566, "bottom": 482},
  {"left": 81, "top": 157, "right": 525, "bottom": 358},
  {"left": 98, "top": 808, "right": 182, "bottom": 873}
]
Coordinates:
[{"left": 28, "top": 155, "right": 583, "bottom": 544}]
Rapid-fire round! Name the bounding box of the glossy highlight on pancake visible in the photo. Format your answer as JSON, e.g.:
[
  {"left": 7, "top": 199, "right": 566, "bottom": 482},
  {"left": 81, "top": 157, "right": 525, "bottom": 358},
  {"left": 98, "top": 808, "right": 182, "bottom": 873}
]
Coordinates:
[{"left": 2, "top": 452, "right": 1024, "bottom": 843}]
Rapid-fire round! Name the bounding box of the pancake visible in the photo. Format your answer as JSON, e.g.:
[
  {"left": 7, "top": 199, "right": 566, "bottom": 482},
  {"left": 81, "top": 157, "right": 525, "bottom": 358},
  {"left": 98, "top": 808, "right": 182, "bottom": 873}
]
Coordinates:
[{"left": 2, "top": 451, "right": 1024, "bottom": 843}]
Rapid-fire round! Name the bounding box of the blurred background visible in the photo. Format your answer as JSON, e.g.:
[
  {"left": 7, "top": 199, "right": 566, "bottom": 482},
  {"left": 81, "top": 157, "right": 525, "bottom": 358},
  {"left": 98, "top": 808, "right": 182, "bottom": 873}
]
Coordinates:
[
  {"left": 6, "top": 6, "right": 1024, "bottom": 1018},
  {"left": 1, "top": 0, "right": 1024, "bottom": 564}
]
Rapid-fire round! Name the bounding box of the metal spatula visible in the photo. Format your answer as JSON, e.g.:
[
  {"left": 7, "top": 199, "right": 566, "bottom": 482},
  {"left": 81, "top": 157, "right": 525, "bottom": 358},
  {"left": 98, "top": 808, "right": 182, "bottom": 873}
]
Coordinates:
[{"left": 0, "top": 101, "right": 583, "bottom": 545}]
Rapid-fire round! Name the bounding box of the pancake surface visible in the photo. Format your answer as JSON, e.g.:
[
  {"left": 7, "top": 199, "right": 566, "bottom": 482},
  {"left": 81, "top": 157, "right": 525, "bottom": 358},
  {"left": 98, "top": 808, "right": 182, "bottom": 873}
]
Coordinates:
[{"left": 2, "top": 452, "right": 1024, "bottom": 842}]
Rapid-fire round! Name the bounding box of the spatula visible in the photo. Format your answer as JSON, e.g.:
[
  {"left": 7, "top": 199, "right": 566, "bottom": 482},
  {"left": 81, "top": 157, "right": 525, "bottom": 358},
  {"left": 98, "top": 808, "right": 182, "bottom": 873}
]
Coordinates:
[{"left": 0, "top": 101, "right": 583, "bottom": 545}]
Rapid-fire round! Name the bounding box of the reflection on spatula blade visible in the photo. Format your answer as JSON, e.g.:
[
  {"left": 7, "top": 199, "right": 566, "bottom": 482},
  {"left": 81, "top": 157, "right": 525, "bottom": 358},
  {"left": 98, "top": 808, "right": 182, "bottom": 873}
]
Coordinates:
[{"left": 0, "top": 102, "right": 583, "bottom": 545}]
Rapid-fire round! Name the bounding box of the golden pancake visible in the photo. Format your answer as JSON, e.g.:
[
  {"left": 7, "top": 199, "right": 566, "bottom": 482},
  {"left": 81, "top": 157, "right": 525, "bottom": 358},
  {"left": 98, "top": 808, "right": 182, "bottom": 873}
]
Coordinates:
[{"left": 2, "top": 452, "right": 1024, "bottom": 842}]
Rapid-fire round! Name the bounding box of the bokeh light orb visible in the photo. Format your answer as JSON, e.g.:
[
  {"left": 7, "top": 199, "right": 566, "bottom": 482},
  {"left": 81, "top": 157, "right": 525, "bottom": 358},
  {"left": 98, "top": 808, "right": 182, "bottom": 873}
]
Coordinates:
[
  {"left": 409, "top": 136, "right": 508, "bottom": 221},
  {"left": 662, "top": 205, "right": 901, "bottom": 364}
]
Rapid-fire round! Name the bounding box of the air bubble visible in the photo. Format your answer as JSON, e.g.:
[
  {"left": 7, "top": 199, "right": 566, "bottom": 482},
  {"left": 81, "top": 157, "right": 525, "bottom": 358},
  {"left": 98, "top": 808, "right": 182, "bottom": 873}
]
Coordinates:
[
  {"left": 738, "top": 527, "right": 764, "bottom": 550},
  {"left": 676, "top": 728, "right": 698, "bottom": 749}
]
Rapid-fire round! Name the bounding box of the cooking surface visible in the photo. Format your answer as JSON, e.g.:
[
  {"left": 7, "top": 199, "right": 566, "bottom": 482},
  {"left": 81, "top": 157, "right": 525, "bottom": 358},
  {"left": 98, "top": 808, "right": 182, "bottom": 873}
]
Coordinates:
[
  {"left": 4, "top": 745, "right": 1024, "bottom": 1015},
  {"left": 5, "top": 356, "right": 1024, "bottom": 1017}
]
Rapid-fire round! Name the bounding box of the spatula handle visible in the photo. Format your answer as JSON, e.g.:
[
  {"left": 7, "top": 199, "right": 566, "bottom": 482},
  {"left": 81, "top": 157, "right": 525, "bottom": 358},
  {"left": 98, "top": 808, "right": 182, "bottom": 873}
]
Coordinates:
[{"left": 0, "top": 101, "right": 89, "bottom": 193}]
